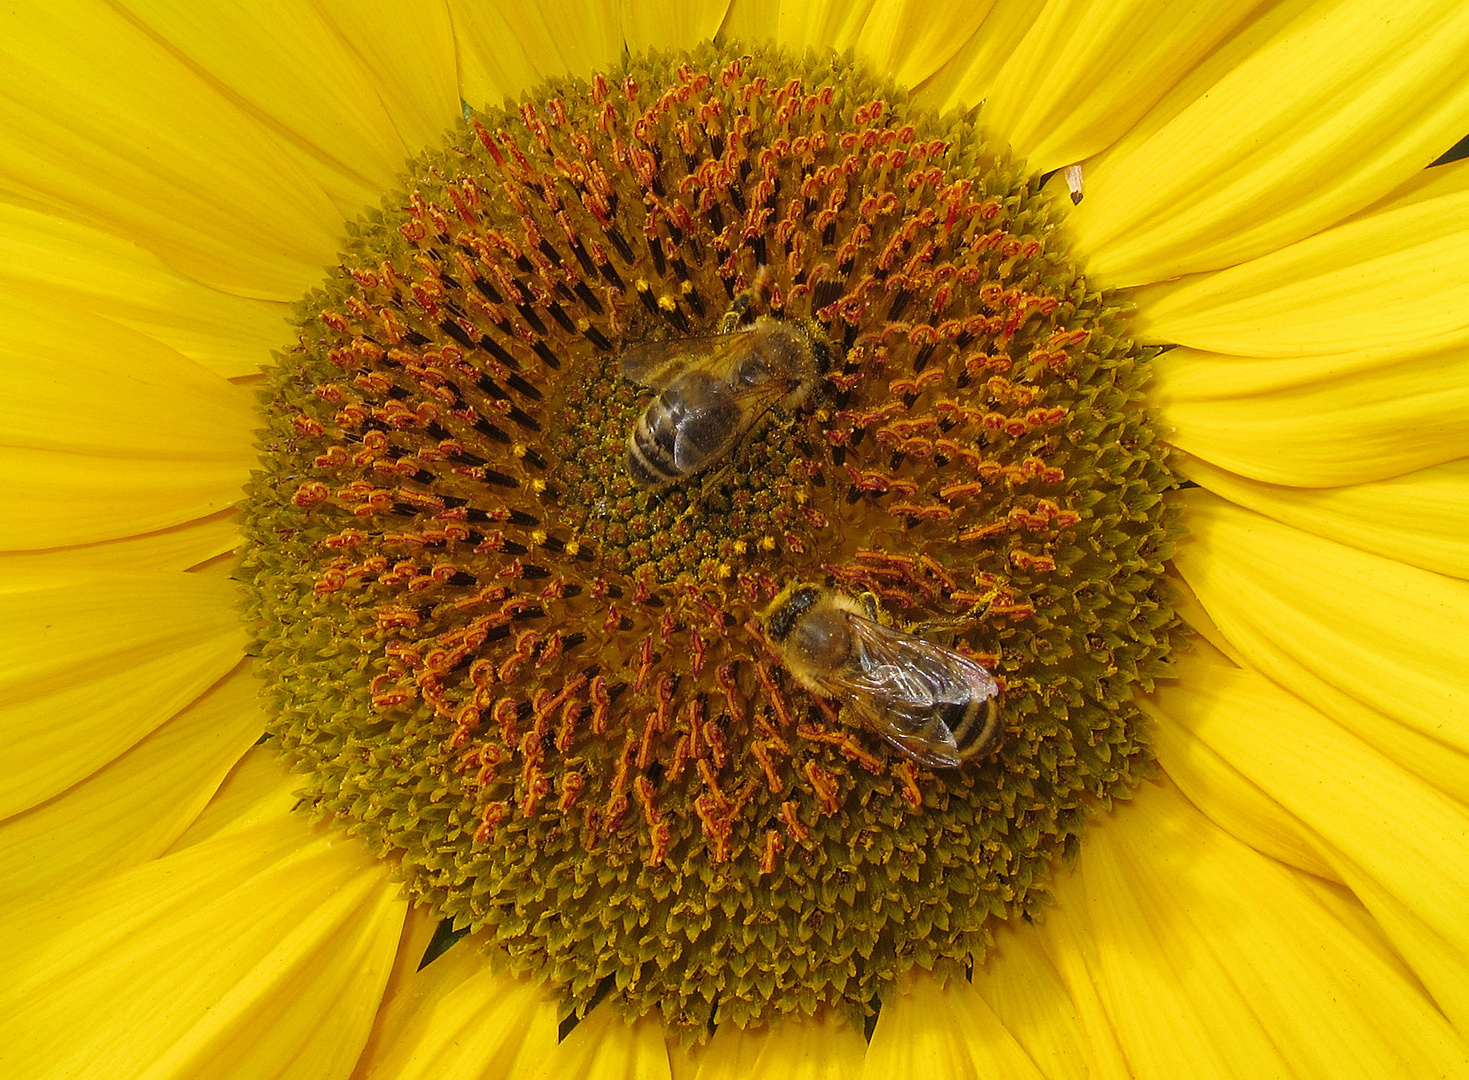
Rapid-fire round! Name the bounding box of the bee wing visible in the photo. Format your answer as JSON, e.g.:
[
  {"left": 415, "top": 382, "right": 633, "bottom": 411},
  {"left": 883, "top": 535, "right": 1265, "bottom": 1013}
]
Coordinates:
[
  {"left": 664, "top": 374, "right": 792, "bottom": 472},
  {"left": 665, "top": 373, "right": 743, "bottom": 472},
  {"left": 826, "top": 616, "right": 1000, "bottom": 768},
  {"left": 845, "top": 616, "right": 1000, "bottom": 707},
  {"left": 880, "top": 726, "right": 964, "bottom": 769},
  {"left": 618, "top": 329, "right": 754, "bottom": 389}
]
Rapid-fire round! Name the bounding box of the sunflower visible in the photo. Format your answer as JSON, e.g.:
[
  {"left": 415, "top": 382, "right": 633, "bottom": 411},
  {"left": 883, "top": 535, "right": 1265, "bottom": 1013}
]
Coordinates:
[{"left": 2, "top": 0, "right": 1467, "bottom": 1077}]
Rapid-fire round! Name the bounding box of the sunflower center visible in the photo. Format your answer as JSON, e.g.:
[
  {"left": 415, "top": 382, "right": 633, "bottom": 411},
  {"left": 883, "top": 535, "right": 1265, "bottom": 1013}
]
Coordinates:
[{"left": 241, "top": 43, "right": 1184, "bottom": 1036}]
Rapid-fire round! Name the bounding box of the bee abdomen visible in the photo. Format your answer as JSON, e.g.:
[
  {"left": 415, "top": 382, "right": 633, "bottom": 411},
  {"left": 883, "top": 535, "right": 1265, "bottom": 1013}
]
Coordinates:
[
  {"left": 947, "top": 696, "right": 1001, "bottom": 758},
  {"left": 626, "top": 394, "right": 739, "bottom": 488},
  {"left": 937, "top": 699, "right": 971, "bottom": 728},
  {"left": 626, "top": 415, "right": 680, "bottom": 486}
]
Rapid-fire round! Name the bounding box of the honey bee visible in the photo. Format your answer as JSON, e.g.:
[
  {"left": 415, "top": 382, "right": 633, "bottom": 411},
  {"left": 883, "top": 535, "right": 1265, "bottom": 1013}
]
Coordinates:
[
  {"left": 761, "top": 584, "right": 1002, "bottom": 769},
  {"left": 620, "top": 314, "right": 832, "bottom": 489}
]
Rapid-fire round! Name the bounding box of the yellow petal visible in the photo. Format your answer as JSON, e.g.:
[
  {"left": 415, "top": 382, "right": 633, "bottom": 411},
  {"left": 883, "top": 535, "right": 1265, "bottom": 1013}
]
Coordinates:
[
  {"left": 111, "top": 0, "right": 424, "bottom": 217},
  {"left": 311, "top": 0, "right": 462, "bottom": 158},
  {"left": 0, "top": 512, "right": 237, "bottom": 574},
  {"left": 1180, "top": 455, "right": 1469, "bottom": 580},
  {"left": 0, "top": 445, "right": 251, "bottom": 553},
  {"left": 1152, "top": 340, "right": 1469, "bottom": 487},
  {"left": 914, "top": 0, "right": 1048, "bottom": 112},
  {"left": 2, "top": 296, "right": 255, "bottom": 456},
  {"left": 970, "top": 922, "right": 1112, "bottom": 1080},
  {"left": 1355, "top": 154, "right": 1469, "bottom": 217},
  {"left": 0, "top": 663, "right": 260, "bottom": 911},
  {"left": 1152, "top": 327, "right": 1469, "bottom": 399},
  {"left": 775, "top": 0, "right": 876, "bottom": 54},
  {"left": 1147, "top": 652, "right": 1469, "bottom": 1033},
  {"left": 1174, "top": 491, "right": 1469, "bottom": 767},
  {"left": 0, "top": 0, "right": 342, "bottom": 299},
  {"left": 449, "top": 0, "right": 622, "bottom": 109},
  {"left": 165, "top": 742, "right": 303, "bottom": 853},
  {"left": 1164, "top": 574, "right": 1241, "bottom": 667},
  {"left": 667, "top": 1037, "right": 700, "bottom": 1080},
  {"left": 352, "top": 935, "right": 557, "bottom": 1080},
  {"left": 980, "top": 0, "right": 1265, "bottom": 175},
  {"left": 0, "top": 295, "right": 255, "bottom": 549},
  {"left": 863, "top": 970, "right": 1044, "bottom": 1080},
  {"left": 1009, "top": 0, "right": 1315, "bottom": 164},
  {"left": 1148, "top": 691, "right": 1338, "bottom": 880},
  {"left": 1031, "top": 896, "right": 1136, "bottom": 1080},
  {"left": 1329, "top": 860, "right": 1469, "bottom": 1040},
  {"left": 529, "top": 0, "right": 623, "bottom": 73},
  {"left": 1045, "top": 780, "right": 1469, "bottom": 1079},
  {"left": 0, "top": 199, "right": 288, "bottom": 378},
  {"left": 0, "top": 569, "right": 246, "bottom": 819},
  {"left": 1288, "top": 664, "right": 1469, "bottom": 808},
  {"left": 690, "top": 1020, "right": 764, "bottom": 1079},
  {"left": 717, "top": 0, "right": 780, "bottom": 47},
  {"left": 1168, "top": 510, "right": 1469, "bottom": 801},
  {"left": 1132, "top": 166, "right": 1469, "bottom": 356},
  {"left": 1290, "top": 870, "right": 1431, "bottom": 998},
  {"left": 447, "top": 0, "right": 542, "bottom": 108},
  {"left": 1044, "top": 804, "right": 1289, "bottom": 1080},
  {"left": 1066, "top": 0, "right": 1469, "bottom": 287},
  {"left": 853, "top": 0, "right": 996, "bottom": 90},
  {"left": 1167, "top": 579, "right": 1469, "bottom": 813},
  {"left": 529, "top": 1003, "right": 672, "bottom": 1080},
  {"left": 0, "top": 814, "right": 406, "bottom": 1080},
  {"left": 695, "top": 1007, "right": 868, "bottom": 1079},
  {"left": 348, "top": 903, "right": 444, "bottom": 1078},
  {"left": 622, "top": 0, "right": 730, "bottom": 53}
]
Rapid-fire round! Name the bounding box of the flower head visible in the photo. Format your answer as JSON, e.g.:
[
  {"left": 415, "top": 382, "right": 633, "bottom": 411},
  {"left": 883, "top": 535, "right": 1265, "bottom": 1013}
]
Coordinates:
[
  {"left": 1, "top": 1, "right": 1467, "bottom": 1077},
  {"left": 241, "top": 44, "right": 1183, "bottom": 1033}
]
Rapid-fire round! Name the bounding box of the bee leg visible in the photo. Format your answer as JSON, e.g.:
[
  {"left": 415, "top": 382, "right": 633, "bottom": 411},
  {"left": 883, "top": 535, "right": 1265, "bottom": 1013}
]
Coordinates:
[
  {"left": 908, "top": 615, "right": 963, "bottom": 643},
  {"left": 696, "top": 417, "right": 765, "bottom": 502},
  {"left": 720, "top": 267, "right": 774, "bottom": 332},
  {"left": 858, "top": 591, "right": 881, "bottom": 622},
  {"left": 695, "top": 462, "right": 737, "bottom": 504},
  {"left": 719, "top": 291, "right": 759, "bottom": 333},
  {"left": 667, "top": 463, "right": 736, "bottom": 530},
  {"left": 909, "top": 587, "right": 1002, "bottom": 639}
]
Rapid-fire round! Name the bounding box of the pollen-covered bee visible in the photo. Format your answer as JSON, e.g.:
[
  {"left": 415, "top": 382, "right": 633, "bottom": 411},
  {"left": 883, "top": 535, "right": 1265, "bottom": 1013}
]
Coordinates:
[
  {"left": 620, "top": 314, "right": 832, "bottom": 489},
  {"left": 761, "top": 584, "right": 1002, "bottom": 769}
]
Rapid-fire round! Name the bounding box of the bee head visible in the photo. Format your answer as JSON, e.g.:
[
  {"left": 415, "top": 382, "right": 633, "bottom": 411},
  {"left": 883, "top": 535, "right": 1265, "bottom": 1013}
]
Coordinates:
[{"left": 763, "top": 583, "right": 822, "bottom": 643}]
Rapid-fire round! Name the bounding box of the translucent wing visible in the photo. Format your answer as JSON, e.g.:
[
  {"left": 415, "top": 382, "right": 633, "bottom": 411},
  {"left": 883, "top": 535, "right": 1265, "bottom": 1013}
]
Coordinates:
[
  {"left": 672, "top": 383, "right": 790, "bottom": 472},
  {"left": 816, "top": 615, "right": 999, "bottom": 769},
  {"left": 632, "top": 331, "right": 795, "bottom": 471},
  {"left": 660, "top": 372, "right": 742, "bottom": 471},
  {"left": 618, "top": 328, "right": 754, "bottom": 389}
]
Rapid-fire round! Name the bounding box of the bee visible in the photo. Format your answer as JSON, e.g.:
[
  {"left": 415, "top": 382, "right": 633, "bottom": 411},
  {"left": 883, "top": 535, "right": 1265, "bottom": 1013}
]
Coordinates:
[
  {"left": 620, "top": 314, "right": 832, "bottom": 489},
  {"left": 761, "top": 583, "right": 1002, "bottom": 769}
]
